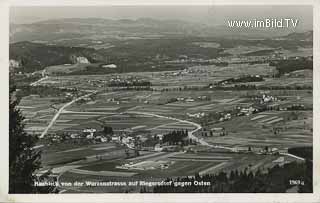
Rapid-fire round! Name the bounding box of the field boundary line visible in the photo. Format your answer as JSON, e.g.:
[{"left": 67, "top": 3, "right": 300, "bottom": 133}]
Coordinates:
[{"left": 39, "top": 90, "right": 98, "bottom": 138}]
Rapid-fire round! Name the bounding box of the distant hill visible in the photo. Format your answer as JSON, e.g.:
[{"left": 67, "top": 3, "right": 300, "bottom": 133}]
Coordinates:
[
  {"left": 9, "top": 18, "right": 207, "bottom": 43},
  {"left": 280, "top": 31, "right": 313, "bottom": 41},
  {"left": 9, "top": 41, "right": 106, "bottom": 72},
  {"left": 9, "top": 41, "right": 187, "bottom": 74},
  {"left": 10, "top": 17, "right": 302, "bottom": 43}
]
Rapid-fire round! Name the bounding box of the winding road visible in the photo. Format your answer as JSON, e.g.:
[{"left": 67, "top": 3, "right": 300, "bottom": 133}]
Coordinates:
[
  {"left": 38, "top": 91, "right": 304, "bottom": 161},
  {"left": 125, "top": 111, "right": 304, "bottom": 160},
  {"left": 39, "top": 91, "right": 97, "bottom": 138},
  {"left": 126, "top": 111, "right": 234, "bottom": 151}
]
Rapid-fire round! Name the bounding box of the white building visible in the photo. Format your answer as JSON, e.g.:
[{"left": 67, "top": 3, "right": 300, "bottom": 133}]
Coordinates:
[
  {"left": 9, "top": 59, "right": 20, "bottom": 69},
  {"left": 111, "top": 136, "right": 120, "bottom": 142},
  {"left": 154, "top": 144, "right": 163, "bottom": 152},
  {"left": 83, "top": 128, "right": 96, "bottom": 138},
  {"left": 76, "top": 56, "right": 90, "bottom": 64},
  {"left": 102, "top": 64, "right": 117, "bottom": 69}
]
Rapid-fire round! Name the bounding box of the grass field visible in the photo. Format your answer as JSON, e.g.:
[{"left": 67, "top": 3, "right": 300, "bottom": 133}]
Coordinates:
[
  {"left": 201, "top": 110, "right": 312, "bottom": 149},
  {"left": 56, "top": 149, "right": 298, "bottom": 193},
  {"left": 41, "top": 142, "right": 129, "bottom": 167},
  {"left": 18, "top": 57, "right": 313, "bottom": 193}
]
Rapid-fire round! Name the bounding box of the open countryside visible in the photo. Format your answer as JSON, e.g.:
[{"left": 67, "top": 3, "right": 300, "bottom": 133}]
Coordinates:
[{"left": 10, "top": 6, "right": 313, "bottom": 193}]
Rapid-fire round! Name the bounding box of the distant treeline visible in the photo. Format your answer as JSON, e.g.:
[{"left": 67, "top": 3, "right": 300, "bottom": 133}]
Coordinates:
[
  {"left": 216, "top": 75, "right": 264, "bottom": 85},
  {"left": 100, "top": 38, "right": 225, "bottom": 61},
  {"left": 10, "top": 37, "right": 312, "bottom": 75},
  {"left": 154, "top": 84, "right": 312, "bottom": 93},
  {"left": 109, "top": 80, "right": 151, "bottom": 87},
  {"left": 217, "top": 38, "right": 312, "bottom": 50},
  {"left": 242, "top": 49, "right": 275, "bottom": 56},
  {"left": 10, "top": 41, "right": 104, "bottom": 73},
  {"left": 67, "top": 64, "right": 185, "bottom": 75},
  {"left": 162, "top": 130, "right": 188, "bottom": 145},
  {"left": 15, "top": 85, "right": 76, "bottom": 98},
  {"left": 211, "top": 84, "right": 312, "bottom": 91},
  {"left": 150, "top": 160, "right": 312, "bottom": 193},
  {"left": 270, "top": 58, "right": 313, "bottom": 76}
]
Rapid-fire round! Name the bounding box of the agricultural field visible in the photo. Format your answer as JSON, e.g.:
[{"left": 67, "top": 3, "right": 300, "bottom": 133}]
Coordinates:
[
  {"left": 41, "top": 142, "right": 128, "bottom": 167},
  {"left": 12, "top": 31, "right": 313, "bottom": 193},
  {"left": 18, "top": 94, "right": 66, "bottom": 134},
  {"left": 56, "top": 150, "right": 299, "bottom": 193},
  {"left": 8, "top": 6, "right": 315, "bottom": 194},
  {"left": 200, "top": 110, "right": 312, "bottom": 150},
  {"left": 222, "top": 45, "right": 275, "bottom": 56},
  {"left": 33, "top": 62, "right": 279, "bottom": 90}
]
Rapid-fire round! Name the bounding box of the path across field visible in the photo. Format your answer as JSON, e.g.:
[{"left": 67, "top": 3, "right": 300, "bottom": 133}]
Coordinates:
[{"left": 39, "top": 91, "right": 99, "bottom": 138}]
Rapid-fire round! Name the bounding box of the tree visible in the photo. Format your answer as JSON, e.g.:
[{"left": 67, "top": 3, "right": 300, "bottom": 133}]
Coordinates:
[
  {"left": 125, "top": 149, "right": 130, "bottom": 158},
  {"left": 134, "top": 149, "right": 140, "bottom": 157},
  {"left": 103, "top": 126, "right": 114, "bottom": 135},
  {"left": 9, "top": 85, "right": 41, "bottom": 193}
]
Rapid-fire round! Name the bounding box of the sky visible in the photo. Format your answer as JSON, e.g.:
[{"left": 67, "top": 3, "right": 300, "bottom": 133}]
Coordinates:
[{"left": 10, "top": 6, "right": 313, "bottom": 30}]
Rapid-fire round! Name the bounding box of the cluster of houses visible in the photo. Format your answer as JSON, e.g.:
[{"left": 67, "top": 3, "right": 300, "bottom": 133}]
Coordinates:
[
  {"left": 111, "top": 135, "right": 136, "bottom": 148},
  {"left": 200, "top": 127, "right": 227, "bottom": 137},
  {"left": 70, "top": 55, "right": 90, "bottom": 64},
  {"left": 198, "top": 106, "right": 258, "bottom": 128},
  {"left": 218, "top": 113, "right": 232, "bottom": 122},
  {"left": 110, "top": 132, "right": 148, "bottom": 149},
  {"left": 9, "top": 59, "right": 21, "bottom": 69},
  {"left": 236, "top": 106, "right": 258, "bottom": 116},
  {"left": 153, "top": 144, "right": 181, "bottom": 152},
  {"left": 71, "top": 128, "right": 109, "bottom": 143},
  {"left": 187, "top": 112, "right": 206, "bottom": 118},
  {"left": 259, "top": 94, "right": 279, "bottom": 104},
  {"left": 231, "top": 145, "right": 284, "bottom": 156},
  {"left": 159, "top": 68, "right": 191, "bottom": 78},
  {"left": 44, "top": 127, "right": 110, "bottom": 144},
  {"left": 179, "top": 95, "right": 208, "bottom": 102},
  {"left": 109, "top": 76, "right": 150, "bottom": 86},
  {"left": 162, "top": 49, "right": 294, "bottom": 66},
  {"left": 116, "top": 160, "right": 172, "bottom": 171}
]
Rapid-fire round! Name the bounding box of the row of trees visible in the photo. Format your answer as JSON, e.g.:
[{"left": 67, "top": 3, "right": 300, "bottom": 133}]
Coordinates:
[
  {"left": 108, "top": 80, "right": 151, "bottom": 87},
  {"left": 155, "top": 84, "right": 312, "bottom": 93},
  {"left": 151, "top": 160, "right": 312, "bottom": 193},
  {"left": 15, "top": 85, "right": 77, "bottom": 98},
  {"left": 162, "top": 130, "right": 189, "bottom": 145},
  {"left": 216, "top": 75, "right": 264, "bottom": 86},
  {"left": 270, "top": 58, "right": 313, "bottom": 76}
]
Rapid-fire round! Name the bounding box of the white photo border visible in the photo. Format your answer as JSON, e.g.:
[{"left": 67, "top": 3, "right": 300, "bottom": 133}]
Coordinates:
[{"left": 1, "top": 0, "right": 319, "bottom": 202}]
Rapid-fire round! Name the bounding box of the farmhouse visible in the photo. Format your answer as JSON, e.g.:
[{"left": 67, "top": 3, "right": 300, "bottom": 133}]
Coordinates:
[
  {"left": 156, "top": 134, "right": 164, "bottom": 141},
  {"left": 200, "top": 127, "right": 226, "bottom": 137},
  {"left": 111, "top": 136, "right": 121, "bottom": 142},
  {"left": 219, "top": 113, "right": 232, "bottom": 122},
  {"left": 76, "top": 56, "right": 90, "bottom": 64},
  {"left": 122, "top": 136, "right": 134, "bottom": 144},
  {"left": 154, "top": 144, "right": 163, "bottom": 152},
  {"left": 187, "top": 112, "right": 205, "bottom": 118},
  {"left": 70, "top": 133, "right": 80, "bottom": 139},
  {"left": 185, "top": 98, "right": 195, "bottom": 102},
  {"left": 238, "top": 106, "right": 257, "bottom": 116},
  {"left": 83, "top": 128, "right": 97, "bottom": 139},
  {"left": 9, "top": 59, "right": 20, "bottom": 69},
  {"left": 232, "top": 146, "right": 250, "bottom": 153}
]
